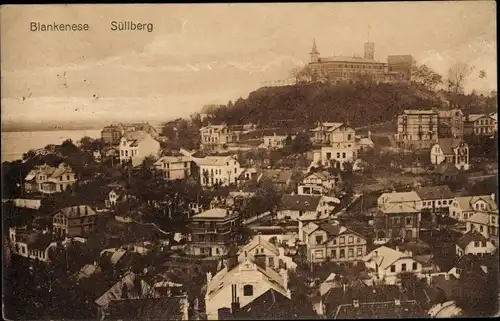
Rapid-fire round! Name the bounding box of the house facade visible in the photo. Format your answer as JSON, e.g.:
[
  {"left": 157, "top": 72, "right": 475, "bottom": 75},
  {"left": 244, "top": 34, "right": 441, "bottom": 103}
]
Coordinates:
[
  {"left": 205, "top": 258, "right": 290, "bottom": 320},
  {"left": 415, "top": 185, "right": 455, "bottom": 213},
  {"left": 24, "top": 163, "right": 77, "bottom": 194},
  {"left": 189, "top": 208, "right": 240, "bottom": 257},
  {"left": 363, "top": 246, "right": 423, "bottom": 285},
  {"left": 52, "top": 205, "right": 98, "bottom": 239},
  {"left": 8, "top": 227, "right": 55, "bottom": 263},
  {"left": 118, "top": 131, "right": 160, "bottom": 167},
  {"left": 374, "top": 203, "right": 421, "bottom": 241},
  {"left": 430, "top": 138, "right": 469, "bottom": 171},
  {"left": 298, "top": 171, "right": 338, "bottom": 196},
  {"left": 438, "top": 109, "right": 464, "bottom": 138},
  {"left": 301, "top": 222, "right": 367, "bottom": 264},
  {"left": 278, "top": 194, "right": 338, "bottom": 222},
  {"left": 466, "top": 211, "right": 499, "bottom": 247},
  {"left": 199, "top": 125, "right": 239, "bottom": 151},
  {"left": 310, "top": 122, "right": 357, "bottom": 146},
  {"left": 455, "top": 230, "right": 496, "bottom": 258},
  {"left": 448, "top": 194, "right": 498, "bottom": 222},
  {"left": 463, "top": 114, "right": 496, "bottom": 136},
  {"left": 195, "top": 155, "right": 242, "bottom": 187},
  {"left": 261, "top": 134, "right": 295, "bottom": 149},
  {"left": 237, "top": 235, "right": 296, "bottom": 271},
  {"left": 154, "top": 155, "right": 192, "bottom": 180},
  {"left": 395, "top": 110, "right": 439, "bottom": 149},
  {"left": 377, "top": 191, "right": 422, "bottom": 211}
]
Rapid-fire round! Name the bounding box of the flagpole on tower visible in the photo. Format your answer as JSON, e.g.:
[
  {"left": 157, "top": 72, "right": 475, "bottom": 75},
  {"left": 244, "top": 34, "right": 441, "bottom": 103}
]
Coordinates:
[{"left": 368, "top": 25, "right": 371, "bottom": 42}]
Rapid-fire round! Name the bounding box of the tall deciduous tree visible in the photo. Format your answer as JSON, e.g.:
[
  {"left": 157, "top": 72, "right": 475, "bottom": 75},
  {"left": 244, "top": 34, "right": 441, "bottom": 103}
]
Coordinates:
[
  {"left": 447, "top": 62, "right": 475, "bottom": 94},
  {"left": 411, "top": 62, "right": 443, "bottom": 90}
]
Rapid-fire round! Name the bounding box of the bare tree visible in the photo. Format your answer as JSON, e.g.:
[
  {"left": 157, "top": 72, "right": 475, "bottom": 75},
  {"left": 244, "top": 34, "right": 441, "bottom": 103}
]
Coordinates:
[{"left": 447, "top": 62, "right": 475, "bottom": 94}]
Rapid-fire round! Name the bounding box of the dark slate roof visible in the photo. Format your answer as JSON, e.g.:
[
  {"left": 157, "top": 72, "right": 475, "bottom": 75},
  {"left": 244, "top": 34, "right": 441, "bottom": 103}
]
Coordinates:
[
  {"left": 318, "top": 222, "right": 341, "bottom": 236},
  {"left": 280, "top": 194, "right": 321, "bottom": 212},
  {"left": 234, "top": 289, "right": 318, "bottom": 320},
  {"left": 261, "top": 169, "right": 294, "bottom": 184},
  {"left": 324, "top": 285, "right": 403, "bottom": 317},
  {"left": 437, "top": 138, "right": 464, "bottom": 155},
  {"left": 332, "top": 300, "right": 426, "bottom": 319},
  {"left": 104, "top": 296, "right": 187, "bottom": 320},
  {"left": 415, "top": 185, "right": 453, "bottom": 200},
  {"left": 456, "top": 230, "right": 487, "bottom": 250}
]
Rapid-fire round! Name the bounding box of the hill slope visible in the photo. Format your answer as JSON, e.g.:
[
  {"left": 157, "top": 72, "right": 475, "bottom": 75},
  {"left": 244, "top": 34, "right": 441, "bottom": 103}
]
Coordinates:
[{"left": 209, "top": 82, "right": 443, "bottom": 128}]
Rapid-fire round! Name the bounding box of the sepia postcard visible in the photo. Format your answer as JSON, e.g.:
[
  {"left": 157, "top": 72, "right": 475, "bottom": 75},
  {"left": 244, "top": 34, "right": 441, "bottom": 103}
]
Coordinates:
[{"left": 1, "top": 2, "right": 498, "bottom": 320}]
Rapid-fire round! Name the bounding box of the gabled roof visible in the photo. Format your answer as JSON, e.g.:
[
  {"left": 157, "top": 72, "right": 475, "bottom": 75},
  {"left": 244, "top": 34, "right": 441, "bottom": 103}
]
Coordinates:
[
  {"left": 154, "top": 155, "right": 191, "bottom": 165},
  {"left": 194, "top": 155, "right": 234, "bottom": 167},
  {"left": 191, "top": 208, "right": 232, "bottom": 219},
  {"left": 435, "top": 138, "right": 465, "bottom": 155},
  {"left": 433, "top": 162, "right": 460, "bottom": 175},
  {"left": 467, "top": 212, "right": 490, "bottom": 225},
  {"left": 310, "top": 122, "right": 344, "bottom": 132},
  {"left": 240, "top": 235, "right": 280, "bottom": 256},
  {"left": 305, "top": 171, "right": 333, "bottom": 181},
  {"left": 363, "top": 246, "right": 413, "bottom": 272},
  {"left": 25, "top": 163, "right": 74, "bottom": 181},
  {"left": 56, "top": 205, "right": 96, "bottom": 218},
  {"left": 95, "top": 272, "right": 160, "bottom": 307},
  {"left": 466, "top": 113, "right": 493, "bottom": 122},
  {"left": 235, "top": 288, "right": 318, "bottom": 320},
  {"left": 380, "top": 202, "right": 420, "bottom": 214},
  {"left": 121, "top": 131, "right": 151, "bottom": 145},
  {"left": 378, "top": 191, "right": 421, "bottom": 204},
  {"left": 454, "top": 195, "right": 497, "bottom": 212},
  {"left": 415, "top": 185, "right": 454, "bottom": 200},
  {"left": 280, "top": 194, "right": 321, "bottom": 212},
  {"left": 456, "top": 230, "right": 488, "bottom": 249},
  {"left": 260, "top": 169, "right": 294, "bottom": 184}
]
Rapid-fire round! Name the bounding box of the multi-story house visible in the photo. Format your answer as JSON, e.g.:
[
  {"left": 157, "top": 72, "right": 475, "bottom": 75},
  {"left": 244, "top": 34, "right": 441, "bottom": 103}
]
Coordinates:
[
  {"left": 118, "top": 131, "right": 160, "bottom": 167},
  {"left": 189, "top": 208, "right": 240, "bottom": 257},
  {"left": 363, "top": 246, "right": 423, "bottom": 285},
  {"left": 466, "top": 210, "right": 499, "bottom": 247},
  {"left": 377, "top": 191, "right": 422, "bottom": 211},
  {"left": 300, "top": 222, "right": 367, "bottom": 264},
  {"left": 374, "top": 203, "right": 421, "bottom": 241},
  {"left": 489, "top": 112, "right": 498, "bottom": 132},
  {"left": 52, "top": 205, "right": 98, "bottom": 239},
  {"left": 395, "top": 110, "right": 439, "bottom": 149},
  {"left": 194, "top": 155, "right": 242, "bottom": 187},
  {"left": 205, "top": 257, "right": 290, "bottom": 320},
  {"left": 153, "top": 155, "right": 192, "bottom": 180},
  {"left": 105, "top": 187, "right": 127, "bottom": 208},
  {"left": 8, "top": 227, "right": 55, "bottom": 263},
  {"left": 430, "top": 138, "right": 469, "bottom": 171},
  {"left": 463, "top": 114, "right": 496, "bottom": 136},
  {"left": 258, "top": 169, "right": 294, "bottom": 191},
  {"left": 199, "top": 125, "right": 239, "bottom": 151},
  {"left": 438, "top": 109, "right": 464, "bottom": 138},
  {"left": 237, "top": 235, "right": 297, "bottom": 271},
  {"left": 101, "top": 125, "right": 123, "bottom": 145},
  {"left": 298, "top": 171, "right": 338, "bottom": 196},
  {"left": 260, "top": 133, "right": 295, "bottom": 149},
  {"left": 448, "top": 194, "right": 497, "bottom": 222},
  {"left": 311, "top": 122, "right": 356, "bottom": 146},
  {"left": 24, "top": 162, "right": 77, "bottom": 194},
  {"left": 278, "top": 194, "right": 338, "bottom": 222},
  {"left": 455, "top": 230, "right": 496, "bottom": 258},
  {"left": 415, "top": 185, "right": 454, "bottom": 213}
]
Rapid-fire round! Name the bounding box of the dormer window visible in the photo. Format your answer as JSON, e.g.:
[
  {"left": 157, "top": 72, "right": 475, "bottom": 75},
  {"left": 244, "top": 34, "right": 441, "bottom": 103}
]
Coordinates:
[{"left": 243, "top": 284, "right": 254, "bottom": 296}]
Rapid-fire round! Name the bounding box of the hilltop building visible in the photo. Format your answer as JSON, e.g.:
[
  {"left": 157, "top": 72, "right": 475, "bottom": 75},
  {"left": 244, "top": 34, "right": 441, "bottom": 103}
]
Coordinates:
[{"left": 307, "top": 39, "right": 412, "bottom": 84}]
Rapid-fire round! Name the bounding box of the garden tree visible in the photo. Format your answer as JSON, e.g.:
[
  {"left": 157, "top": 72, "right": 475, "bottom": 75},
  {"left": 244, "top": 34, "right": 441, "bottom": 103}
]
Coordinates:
[
  {"left": 292, "top": 132, "right": 313, "bottom": 154},
  {"left": 290, "top": 65, "right": 314, "bottom": 84},
  {"left": 447, "top": 62, "right": 475, "bottom": 94},
  {"left": 22, "top": 149, "right": 37, "bottom": 161},
  {"left": 411, "top": 62, "right": 443, "bottom": 90},
  {"left": 454, "top": 267, "right": 498, "bottom": 316},
  {"left": 340, "top": 161, "right": 354, "bottom": 194}
]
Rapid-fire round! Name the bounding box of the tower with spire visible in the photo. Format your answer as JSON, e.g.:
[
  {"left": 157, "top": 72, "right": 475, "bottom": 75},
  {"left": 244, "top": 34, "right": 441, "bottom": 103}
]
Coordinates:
[{"left": 310, "top": 39, "right": 320, "bottom": 63}]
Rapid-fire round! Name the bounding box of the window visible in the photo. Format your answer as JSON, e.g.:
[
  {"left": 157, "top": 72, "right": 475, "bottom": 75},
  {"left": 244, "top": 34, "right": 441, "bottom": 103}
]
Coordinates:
[
  {"left": 437, "top": 200, "right": 441, "bottom": 205},
  {"left": 314, "top": 249, "right": 324, "bottom": 259},
  {"left": 339, "top": 237, "right": 345, "bottom": 244},
  {"left": 332, "top": 239, "right": 337, "bottom": 245},
  {"left": 481, "top": 241, "right": 487, "bottom": 247},
  {"left": 357, "top": 248, "right": 363, "bottom": 256},
  {"left": 348, "top": 236, "right": 354, "bottom": 244},
  {"left": 269, "top": 257, "right": 274, "bottom": 266},
  {"left": 331, "top": 249, "right": 337, "bottom": 258},
  {"left": 342, "top": 152, "right": 346, "bottom": 159},
  {"left": 401, "top": 263, "right": 407, "bottom": 272},
  {"left": 406, "top": 217, "right": 412, "bottom": 226},
  {"left": 347, "top": 134, "right": 352, "bottom": 140},
  {"left": 390, "top": 265, "right": 395, "bottom": 272},
  {"left": 348, "top": 248, "right": 354, "bottom": 257},
  {"left": 243, "top": 284, "right": 254, "bottom": 296},
  {"left": 337, "top": 152, "right": 340, "bottom": 158},
  {"left": 339, "top": 249, "right": 345, "bottom": 258},
  {"left": 474, "top": 241, "right": 480, "bottom": 247},
  {"left": 480, "top": 226, "right": 484, "bottom": 232},
  {"left": 412, "top": 262, "right": 418, "bottom": 270},
  {"left": 356, "top": 238, "right": 361, "bottom": 243},
  {"left": 315, "top": 235, "right": 324, "bottom": 244}
]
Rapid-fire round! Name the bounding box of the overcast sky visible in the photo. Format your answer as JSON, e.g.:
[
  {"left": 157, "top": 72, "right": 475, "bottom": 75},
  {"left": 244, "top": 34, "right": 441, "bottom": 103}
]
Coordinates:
[{"left": 1, "top": 2, "right": 497, "bottom": 125}]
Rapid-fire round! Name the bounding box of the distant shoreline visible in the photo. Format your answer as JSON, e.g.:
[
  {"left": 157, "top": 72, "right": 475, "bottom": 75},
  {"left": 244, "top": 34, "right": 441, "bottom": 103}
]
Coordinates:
[{"left": 1, "top": 125, "right": 104, "bottom": 133}]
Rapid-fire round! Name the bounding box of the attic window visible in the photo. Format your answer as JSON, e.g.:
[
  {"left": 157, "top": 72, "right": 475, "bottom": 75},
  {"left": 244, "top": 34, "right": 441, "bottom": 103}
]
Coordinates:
[{"left": 243, "top": 284, "right": 253, "bottom": 296}]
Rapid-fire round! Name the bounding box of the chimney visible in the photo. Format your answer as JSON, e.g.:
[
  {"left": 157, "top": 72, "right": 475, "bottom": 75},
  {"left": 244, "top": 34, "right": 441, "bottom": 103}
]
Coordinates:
[
  {"left": 491, "top": 193, "right": 495, "bottom": 203},
  {"left": 280, "top": 268, "right": 288, "bottom": 290},
  {"left": 206, "top": 271, "right": 213, "bottom": 283},
  {"left": 368, "top": 130, "right": 372, "bottom": 140},
  {"left": 395, "top": 246, "right": 400, "bottom": 252},
  {"left": 231, "top": 284, "right": 240, "bottom": 313},
  {"left": 395, "top": 299, "right": 401, "bottom": 306},
  {"left": 278, "top": 247, "right": 285, "bottom": 257},
  {"left": 85, "top": 205, "right": 88, "bottom": 215},
  {"left": 76, "top": 205, "right": 81, "bottom": 216},
  {"left": 353, "top": 300, "right": 360, "bottom": 308}
]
